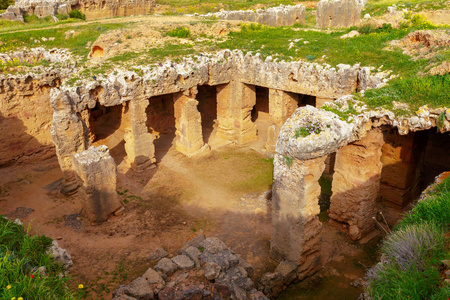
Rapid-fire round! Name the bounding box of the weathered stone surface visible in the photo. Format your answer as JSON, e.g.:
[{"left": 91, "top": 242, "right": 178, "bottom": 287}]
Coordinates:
[
  {"left": 72, "top": 145, "right": 123, "bottom": 223},
  {"left": 207, "top": 4, "right": 306, "bottom": 27},
  {"left": 125, "top": 277, "right": 154, "bottom": 299},
  {"left": 203, "top": 262, "right": 222, "bottom": 280},
  {"left": 150, "top": 247, "right": 169, "bottom": 260},
  {"left": 180, "top": 229, "right": 206, "bottom": 251},
  {"left": 171, "top": 255, "right": 195, "bottom": 271},
  {"left": 47, "top": 240, "right": 73, "bottom": 270},
  {"left": 181, "top": 246, "right": 202, "bottom": 267},
  {"left": 265, "top": 89, "right": 298, "bottom": 152},
  {"left": 173, "top": 89, "right": 209, "bottom": 156},
  {"left": 329, "top": 129, "right": 383, "bottom": 240},
  {"left": 0, "top": 6, "right": 24, "bottom": 22},
  {"left": 154, "top": 258, "right": 178, "bottom": 276},
  {"left": 276, "top": 105, "right": 353, "bottom": 160},
  {"left": 271, "top": 153, "right": 324, "bottom": 266},
  {"left": 1, "top": 0, "right": 154, "bottom": 21},
  {"left": 199, "top": 237, "right": 228, "bottom": 254},
  {"left": 316, "top": 0, "right": 362, "bottom": 28}
]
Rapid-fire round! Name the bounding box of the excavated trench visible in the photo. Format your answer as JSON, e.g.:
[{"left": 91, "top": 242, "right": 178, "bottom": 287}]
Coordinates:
[{"left": 2, "top": 49, "right": 450, "bottom": 299}]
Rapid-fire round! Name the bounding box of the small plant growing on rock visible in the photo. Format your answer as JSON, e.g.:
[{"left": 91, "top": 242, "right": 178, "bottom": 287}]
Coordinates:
[{"left": 294, "top": 122, "right": 328, "bottom": 138}]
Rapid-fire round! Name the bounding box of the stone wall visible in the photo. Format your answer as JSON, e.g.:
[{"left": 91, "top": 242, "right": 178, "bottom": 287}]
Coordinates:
[
  {"left": 0, "top": 0, "right": 154, "bottom": 22},
  {"left": 50, "top": 49, "right": 377, "bottom": 186},
  {"left": 208, "top": 4, "right": 306, "bottom": 27},
  {"left": 316, "top": 0, "right": 362, "bottom": 28},
  {"left": 0, "top": 48, "right": 72, "bottom": 166}
]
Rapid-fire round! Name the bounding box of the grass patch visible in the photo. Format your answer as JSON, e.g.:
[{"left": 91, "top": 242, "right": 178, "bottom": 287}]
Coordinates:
[
  {"left": 361, "top": 74, "right": 450, "bottom": 110},
  {"left": 365, "top": 175, "right": 450, "bottom": 299},
  {"left": 0, "top": 217, "right": 78, "bottom": 299},
  {"left": 166, "top": 26, "right": 191, "bottom": 38}
]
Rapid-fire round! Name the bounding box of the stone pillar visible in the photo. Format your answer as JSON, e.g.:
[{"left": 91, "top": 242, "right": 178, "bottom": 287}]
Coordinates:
[
  {"left": 379, "top": 130, "right": 426, "bottom": 207},
  {"left": 123, "top": 97, "right": 156, "bottom": 170},
  {"left": 265, "top": 89, "right": 298, "bottom": 152},
  {"left": 72, "top": 145, "right": 123, "bottom": 224},
  {"left": 51, "top": 90, "right": 90, "bottom": 194},
  {"left": 216, "top": 81, "right": 257, "bottom": 144},
  {"left": 271, "top": 154, "right": 325, "bottom": 279},
  {"left": 329, "top": 129, "right": 383, "bottom": 240},
  {"left": 173, "top": 88, "right": 208, "bottom": 156}
]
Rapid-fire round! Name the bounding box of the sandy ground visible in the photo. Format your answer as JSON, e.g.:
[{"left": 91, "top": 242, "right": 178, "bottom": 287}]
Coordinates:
[{"left": 0, "top": 142, "right": 276, "bottom": 298}]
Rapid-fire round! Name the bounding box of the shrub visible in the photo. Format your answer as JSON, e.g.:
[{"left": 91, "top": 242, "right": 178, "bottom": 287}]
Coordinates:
[
  {"left": 69, "top": 9, "right": 86, "bottom": 20},
  {"left": 56, "top": 13, "right": 69, "bottom": 20},
  {"left": 166, "top": 26, "right": 190, "bottom": 38},
  {"left": 357, "top": 23, "right": 377, "bottom": 34}
]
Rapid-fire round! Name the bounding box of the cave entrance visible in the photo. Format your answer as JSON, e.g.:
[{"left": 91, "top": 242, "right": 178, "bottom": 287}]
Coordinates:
[
  {"left": 378, "top": 128, "right": 450, "bottom": 226},
  {"left": 197, "top": 85, "right": 218, "bottom": 145},
  {"left": 251, "top": 86, "right": 270, "bottom": 146},
  {"left": 146, "top": 94, "right": 176, "bottom": 162},
  {"left": 90, "top": 102, "right": 128, "bottom": 166},
  {"left": 299, "top": 94, "right": 317, "bottom": 107}
]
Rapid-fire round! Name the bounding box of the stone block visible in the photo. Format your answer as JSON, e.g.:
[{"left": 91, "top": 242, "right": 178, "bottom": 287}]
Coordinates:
[
  {"left": 72, "top": 145, "right": 123, "bottom": 224},
  {"left": 316, "top": 0, "right": 361, "bottom": 28}
]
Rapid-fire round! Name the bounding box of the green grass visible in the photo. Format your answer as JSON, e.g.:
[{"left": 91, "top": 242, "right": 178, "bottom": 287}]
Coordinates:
[
  {"left": 155, "top": 0, "right": 314, "bottom": 14},
  {"left": 0, "top": 217, "right": 79, "bottom": 299},
  {"left": 166, "top": 26, "right": 191, "bottom": 38},
  {"left": 361, "top": 74, "right": 450, "bottom": 111},
  {"left": 365, "top": 175, "right": 450, "bottom": 299},
  {"left": 364, "top": 0, "right": 448, "bottom": 17}
]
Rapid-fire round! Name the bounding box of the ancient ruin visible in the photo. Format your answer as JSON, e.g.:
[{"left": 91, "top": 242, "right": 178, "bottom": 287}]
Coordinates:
[
  {"left": 1, "top": 0, "right": 449, "bottom": 298},
  {"left": 1, "top": 0, "right": 154, "bottom": 21},
  {"left": 202, "top": 5, "right": 306, "bottom": 27},
  {"left": 316, "top": 0, "right": 362, "bottom": 28}
]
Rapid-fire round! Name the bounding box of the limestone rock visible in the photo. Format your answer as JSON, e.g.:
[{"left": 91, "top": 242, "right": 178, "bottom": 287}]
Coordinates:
[
  {"left": 275, "top": 105, "right": 353, "bottom": 160},
  {"left": 181, "top": 246, "right": 202, "bottom": 267},
  {"left": 154, "top": 258, "right": 178, "bottom": 276},
  {"left": 47, "top": 241, "right": 73, "bottom": 270},
  {"left": 210, "top": 4, "right": 306, "bottom": 27},
  {"left": 0, "top": 6, "right": 24, "bottom": 22},
  {"left": 316, "top": 0, "right": 362, "bottom": 28},
  {"left": 72, "top": 145, "right": 123, "bottom": 223},
  {"left": 199, "top": 237, "right": 228, "bottom": 254},
  {"left": 171, "top": 255, "right": 194, "bottom": 271},
  {"left": 203, "top": 262, "right": 222, "bottom": 280}
]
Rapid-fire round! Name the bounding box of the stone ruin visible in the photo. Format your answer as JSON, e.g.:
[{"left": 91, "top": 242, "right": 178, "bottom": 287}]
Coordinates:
[
  {"left": 202, "top": 4, "right": 306, "bottom": 27},
  {"left": 270, "top": 101, "right": 450, "bottom": 286},
  {"left": 3, "top": 46, "right": 450, "bottom": 297},
  {"left": 113, "top": 232, "right": 268, "bottom": 300},
  {"left": 316, "top": 0, "right": 362, "bottom": 28},
  {"left": 0, "top": 0, "right": 154, "bottom": 22}
]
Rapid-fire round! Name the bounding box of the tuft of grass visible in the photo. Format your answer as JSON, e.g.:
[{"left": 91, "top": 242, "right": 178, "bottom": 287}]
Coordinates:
[
  {"left": 0, "top": 217, "right": 77, "bottom": 299},
  {"left": 166, "top": 26, "right": 191, "bottom": 38},
  {"left": 68, "top": 9, "right": 86, "bottom": 21}
]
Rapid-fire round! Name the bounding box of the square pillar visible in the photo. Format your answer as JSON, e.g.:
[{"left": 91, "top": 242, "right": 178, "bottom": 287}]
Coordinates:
[
  {"left": 265, "top": 89, "right": 298, "bottom": 152},
  {"left": 329, "top": 129, "right": 384, "bottom": 240},
  {"left": 173, "top": 88, "right": 208, "bottom": 156},
  {"left": 72, "top": 146, "right": 123, "bottom": 224},
  {"left": 216, "top": 81, "right": 257, "bottom": 144},
  {"left": 123, "top": 98, "right": 156, "bottom": 170},
  {"left": 271, "top": 154, "right": 326, "bottom": 279}
]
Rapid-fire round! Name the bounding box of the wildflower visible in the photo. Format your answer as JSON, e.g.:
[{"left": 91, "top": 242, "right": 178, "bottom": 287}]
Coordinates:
[
  {"left": 30, "top": 275, "right": 35, "bottom": 278},
  {"left": 6, "top": 285, "right": 11, "bottom": 290},
  {"left": 78, "top": 284, "right": 84, "bottom": 289},
  {"left": 11, "top": 298, "right": 16, "bottom": 300},
  {"left": 18, "top": 298, "right": 23, "bottom": 300}
]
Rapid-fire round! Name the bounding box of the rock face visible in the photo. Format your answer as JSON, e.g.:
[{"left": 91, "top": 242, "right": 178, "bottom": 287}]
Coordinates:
[
  {"left": 78, "top": 0, "right": 154, "bottom": 20},
  {"left": 316, "top": 0, "right": 362, "bottom": 28},
  {"left": 0, "top": 48, "right": 73, "bottom": 166},
  {"left": 329, "top": 129, "right": 383, "bottom": 240},
  {"left": 113, "top": 234, "right": 267, "bottom": 300},
  {"left": 1, "top": 0, "right": 154, "bottom": 21},
  {"left": 72, "top": 145, "right": 123, "bottom": 223},
  {"left": 208, "top": 4, "right": 306, "bottom": 27}
]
